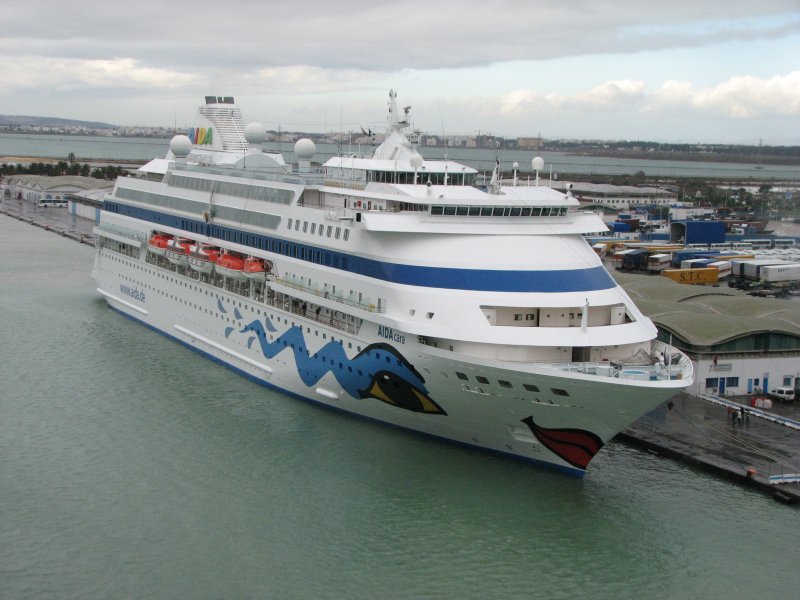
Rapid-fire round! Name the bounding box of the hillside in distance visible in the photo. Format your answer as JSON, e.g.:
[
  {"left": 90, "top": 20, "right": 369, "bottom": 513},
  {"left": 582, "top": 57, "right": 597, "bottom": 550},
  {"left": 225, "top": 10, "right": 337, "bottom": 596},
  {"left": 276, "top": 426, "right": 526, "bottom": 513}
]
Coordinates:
[{"left": 0, "top": 115, "right": 116, "bottom": 129}]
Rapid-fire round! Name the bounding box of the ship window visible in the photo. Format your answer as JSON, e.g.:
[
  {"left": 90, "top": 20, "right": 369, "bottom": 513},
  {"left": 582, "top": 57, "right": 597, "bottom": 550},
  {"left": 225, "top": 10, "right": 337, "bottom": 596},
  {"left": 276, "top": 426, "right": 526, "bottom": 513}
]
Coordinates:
[
  {"left": 295, "top": 220, "right": 300, "bottom": 231},
  {"left": 525, "top": 314, "right": 536, "bottom": 321},
  {"left": 532, "top": 208, "right": 542, "bottom": 216},
  {"left": 426, "top": 312, "right": 434, "bottom": 319},
  {"left": 476, "top": 376, "right": 489, "bottom": 384},
  {"left": 498, "top": 380, "right": 512, "bottom": 388},
  {"left": 443, "top": 206, "right": 456, "bottom": 216},
  {"left": 319, "top": 225, "right": 324, "bottom": 236},
  {"left": 288, "top": 218, "right": 293, "bottom": 229},
  {"left": 468, "top": 206, "right": 480, "bottom": 216},
  {"left": 510, "top": 207, "right": 521, "bottom": 216},
  {"left": 327, "top": 226, "right": 332, "bottom": 237},
  {"left": 303, "top": 222, "right": 308, "bottom": 233},
  {"left": 492, "top": 207, "right": 505, "bottom": 216},
  {"left": 552, "top": 388, "right": 569, "bottom": 396},
  {"left": 311, "top": 223, "right": 316, "bottom": 234},
  {"left": 521, "top": 208, "right": 531, "bottom": 216},
  {"left": 456, "top": 206, "right": 468, "bottom": 216},
  {"left": 514, "top": 314, "right": 523, "bottom": 321},
  {"left": 456, "top": 372, "right": 468, "bottom": 380},
  {"left": 431, "top": 205, "right": 443, "bottom": 215},
  {"left": 343, "top": 229, "right": 349, "bottom": 241},
  {"left": 523, "top": 384, "right": 540, "bottom": 392},
  {"left": 335, "top": 227, "right": 341, "bottom": 239},
  {"left": 481, "top": 206, "right": 493, "bottom": 216}
]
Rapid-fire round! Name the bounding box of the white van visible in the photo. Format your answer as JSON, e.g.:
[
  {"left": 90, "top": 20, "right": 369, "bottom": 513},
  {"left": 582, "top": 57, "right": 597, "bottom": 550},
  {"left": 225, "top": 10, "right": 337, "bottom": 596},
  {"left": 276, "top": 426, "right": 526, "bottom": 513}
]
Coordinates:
[{"left": 768, "top": 387, "right": 795, "bottom": 402}]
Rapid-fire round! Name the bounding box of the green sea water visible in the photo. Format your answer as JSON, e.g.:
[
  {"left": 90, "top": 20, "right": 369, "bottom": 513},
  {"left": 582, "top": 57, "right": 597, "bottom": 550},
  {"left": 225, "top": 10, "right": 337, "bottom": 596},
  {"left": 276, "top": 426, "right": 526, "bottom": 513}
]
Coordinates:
[{"left": 1, "top": 214, "right": 798, "bottom": 599}]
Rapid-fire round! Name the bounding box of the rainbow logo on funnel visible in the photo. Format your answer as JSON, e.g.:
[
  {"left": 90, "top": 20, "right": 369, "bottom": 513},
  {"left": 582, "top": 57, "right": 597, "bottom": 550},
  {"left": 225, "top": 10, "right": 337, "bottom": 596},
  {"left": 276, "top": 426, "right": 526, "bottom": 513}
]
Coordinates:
[{"left": 188, "top": 127, "right": 213, "bottom": 145}]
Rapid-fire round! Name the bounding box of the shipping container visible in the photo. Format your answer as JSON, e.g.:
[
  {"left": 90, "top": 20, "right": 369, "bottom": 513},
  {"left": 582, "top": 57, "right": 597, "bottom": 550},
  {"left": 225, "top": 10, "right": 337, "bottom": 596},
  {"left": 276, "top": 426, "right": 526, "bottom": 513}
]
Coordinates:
[
  {"left": 680, "top": 258, "right": 714, "bottom": 269},
  {"left": 592, "top": 242, "right": 609, "bottom": 258},
  {"left": 610, "top": 221, "right": 631, "bottom": 233},
  {"left": 759, "top": 263, "right": 800, "bottom": 283},
  {"left": 621, "top": 248, "right": 648, "bottom": 271},
  {"left": 611, "top": 248, "right": 637, "bottom": 268},
  {"left": 741, "top": 259, "right": 790, "bottom": 280},
  {"left": 708, "top": 260, "right": 732, "bottom": 278},
  {"left": 690, "top": 259, "right": 717, "bottom": 268},
  {"left": 662, "top": 268, "right": 719, "bottom": 285},
  {"left": 647, "top": 253, "right": 672, "bottom": 273}
]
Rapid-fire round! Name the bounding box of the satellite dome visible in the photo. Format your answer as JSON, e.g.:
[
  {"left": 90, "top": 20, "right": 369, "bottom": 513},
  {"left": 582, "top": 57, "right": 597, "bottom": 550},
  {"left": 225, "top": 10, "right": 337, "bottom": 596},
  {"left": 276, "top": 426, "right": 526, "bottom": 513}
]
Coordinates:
[
  {"left": 410, "top": 154, "right": 424, "bottom": 169},
  {"left": 170, "top": 135, "right": 192, "bottom": 158},
  {"left": 244, "top": 122, "right": 266, "bottom": 145},
  {"left": 294, "top": 138, "right": 316, "bottom": 160},
  {"left": 532, "top": 156, "right": 545, "bottom": 171}
]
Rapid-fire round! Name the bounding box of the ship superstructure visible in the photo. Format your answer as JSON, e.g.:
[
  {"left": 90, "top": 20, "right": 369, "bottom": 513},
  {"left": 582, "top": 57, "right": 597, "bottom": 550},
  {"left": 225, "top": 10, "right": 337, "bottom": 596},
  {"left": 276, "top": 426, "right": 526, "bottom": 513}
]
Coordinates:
[{"left": 93, "top": 92, "right": 693, "bottom": 475}]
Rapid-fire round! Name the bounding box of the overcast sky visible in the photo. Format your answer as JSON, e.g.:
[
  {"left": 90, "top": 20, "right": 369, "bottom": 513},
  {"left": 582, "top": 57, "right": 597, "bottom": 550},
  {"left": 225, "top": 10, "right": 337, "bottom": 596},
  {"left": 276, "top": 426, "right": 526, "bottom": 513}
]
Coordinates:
[{"left": 1, "top": 0, "right": 799, "bottom": 144}]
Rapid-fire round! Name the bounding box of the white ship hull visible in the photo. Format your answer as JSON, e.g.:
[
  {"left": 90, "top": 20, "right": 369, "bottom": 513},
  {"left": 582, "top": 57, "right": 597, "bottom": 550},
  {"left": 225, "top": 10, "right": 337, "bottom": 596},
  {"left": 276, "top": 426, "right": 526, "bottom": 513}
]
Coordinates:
[{"left": 94, "top": 236, "right": 685, "bottom": 476}]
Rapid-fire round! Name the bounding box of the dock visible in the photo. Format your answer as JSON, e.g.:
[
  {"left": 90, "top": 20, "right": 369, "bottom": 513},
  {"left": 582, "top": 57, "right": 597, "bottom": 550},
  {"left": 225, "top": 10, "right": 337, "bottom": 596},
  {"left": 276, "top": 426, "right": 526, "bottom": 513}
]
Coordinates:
[
  {"left": 0, "top": 199, "right": 96, "bottom": 245},
  {"left": 619, "top": 393, "right": 800, "bottom": 505}
]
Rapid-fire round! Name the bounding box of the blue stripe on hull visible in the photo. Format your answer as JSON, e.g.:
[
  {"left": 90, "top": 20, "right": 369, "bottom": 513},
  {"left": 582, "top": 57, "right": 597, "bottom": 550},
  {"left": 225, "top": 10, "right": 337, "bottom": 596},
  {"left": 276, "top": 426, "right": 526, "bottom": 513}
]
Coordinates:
[{"left": 106, "top": 203, "right": 615, "bottom": 293}]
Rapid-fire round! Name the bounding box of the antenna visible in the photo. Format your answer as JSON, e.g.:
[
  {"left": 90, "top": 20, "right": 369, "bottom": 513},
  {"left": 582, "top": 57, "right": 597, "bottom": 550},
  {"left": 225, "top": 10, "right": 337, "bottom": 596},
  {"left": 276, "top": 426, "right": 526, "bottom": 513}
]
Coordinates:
[{"left": 438, "top": 101, "right": 448, "bottom": 161}]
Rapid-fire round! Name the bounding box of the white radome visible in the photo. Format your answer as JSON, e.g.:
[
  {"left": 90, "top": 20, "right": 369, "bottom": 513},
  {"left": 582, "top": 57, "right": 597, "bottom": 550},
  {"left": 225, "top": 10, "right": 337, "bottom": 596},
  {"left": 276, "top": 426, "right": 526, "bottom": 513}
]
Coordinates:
[
  {"left": 294, "top": 138, "right": 316, "bottom": 160},
  {"left": 244, "top": 122, "right": 266, "bottom": 145},
  {"left": 170, "top": 135, "right": 193, "bottom": 157}
]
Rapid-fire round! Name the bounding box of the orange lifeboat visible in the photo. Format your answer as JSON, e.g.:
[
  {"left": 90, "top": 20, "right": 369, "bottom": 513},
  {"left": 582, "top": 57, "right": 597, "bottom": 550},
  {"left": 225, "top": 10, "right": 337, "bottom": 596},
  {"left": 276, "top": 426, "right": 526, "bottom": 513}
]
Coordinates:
[
  {"left": 215, "top": 252, "right": 248, "bottom": 281},
  {"left": 147, "top": 232, "right": 172, "bottom": 256},
  {"left": 165, "top": 237, "right": 192, "bottom": 266},
  {"left": 243, "top": 257, "right": 266, "bottom": 279},
  {"left": 187, "top": 244, "right": 220, "bottom": 274}
]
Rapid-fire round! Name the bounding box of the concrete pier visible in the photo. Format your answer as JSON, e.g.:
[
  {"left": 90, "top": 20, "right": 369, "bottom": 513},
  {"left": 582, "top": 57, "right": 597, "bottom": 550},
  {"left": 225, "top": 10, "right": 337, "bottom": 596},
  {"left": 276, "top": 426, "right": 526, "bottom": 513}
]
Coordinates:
[
  {"left": 619, "top": 393, "right": 800, "bottom": 504},
  {"left": 0, "top": 199, "right": 96, "bottom": 245}
]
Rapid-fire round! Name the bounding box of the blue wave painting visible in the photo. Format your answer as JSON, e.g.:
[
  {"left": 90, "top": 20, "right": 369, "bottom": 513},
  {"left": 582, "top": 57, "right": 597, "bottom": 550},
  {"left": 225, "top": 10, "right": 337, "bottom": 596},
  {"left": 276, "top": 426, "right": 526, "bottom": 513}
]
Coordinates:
[{"left": 237, "top": 318, "right": 446, "bottom": 415}]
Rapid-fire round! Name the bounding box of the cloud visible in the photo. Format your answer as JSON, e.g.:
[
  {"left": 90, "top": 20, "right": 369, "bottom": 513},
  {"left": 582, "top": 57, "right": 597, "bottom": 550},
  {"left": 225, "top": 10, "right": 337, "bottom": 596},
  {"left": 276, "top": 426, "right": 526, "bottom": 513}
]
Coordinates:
[
  {"left": 0, "top": 0, "right": 797, "bottom": 72},
  {"left": 573, "top": 80, "right": 647, "bottom": 109},
  {"left": 1, "top": 56, "right": 198, "bottom": 92},
  {"left": 498, "top": 72, "right": 800, "bottom": 121},
  {"left": 646, "top": 71, "right": 800, "bottom": 117},
  {"left": 247, "top": 66, "right": 376, "bottom": 95}
]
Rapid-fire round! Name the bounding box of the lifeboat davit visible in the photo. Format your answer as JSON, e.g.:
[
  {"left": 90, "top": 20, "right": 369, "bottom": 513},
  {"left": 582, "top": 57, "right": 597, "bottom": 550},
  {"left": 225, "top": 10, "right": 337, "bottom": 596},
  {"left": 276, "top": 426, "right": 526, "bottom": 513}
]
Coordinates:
[
  {"left": 147, "top": 232, "right": 172, "bottom": 256},
  {"left": 165, "top": 237, "right": 192, "bottom": 266},
  {"left": 243, "top": 257, "right": 267, "bottom": 279},
  {"left": 216, "top": 252, "right": 248, "bottom": 281},
  {"left": 187, "top": 244, "right": 220, "bottom": 274}
]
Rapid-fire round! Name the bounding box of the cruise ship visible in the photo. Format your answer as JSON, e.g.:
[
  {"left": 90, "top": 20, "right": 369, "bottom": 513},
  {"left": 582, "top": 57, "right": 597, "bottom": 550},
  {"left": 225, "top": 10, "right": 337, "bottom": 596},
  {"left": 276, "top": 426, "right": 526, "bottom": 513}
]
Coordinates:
[{"left": 92, "top": 92, "right": 694, "bottom": 475}]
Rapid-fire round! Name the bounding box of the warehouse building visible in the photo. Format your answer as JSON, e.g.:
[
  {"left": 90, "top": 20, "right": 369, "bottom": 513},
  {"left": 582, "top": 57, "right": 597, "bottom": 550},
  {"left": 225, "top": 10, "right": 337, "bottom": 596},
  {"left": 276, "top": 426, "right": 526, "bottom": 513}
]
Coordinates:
[{"left": 615, "top": 271, "right": 800, "bottom": 397}]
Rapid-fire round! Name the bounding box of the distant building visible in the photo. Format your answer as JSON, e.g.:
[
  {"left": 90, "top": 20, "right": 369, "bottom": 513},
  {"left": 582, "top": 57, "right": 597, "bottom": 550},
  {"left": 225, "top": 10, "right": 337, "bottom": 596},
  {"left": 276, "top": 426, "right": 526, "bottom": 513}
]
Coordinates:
[
  {"left": 517, "top": 136, "right": 544, "bottom": 150},
  {"left": 551, "top": 182, "right": 677, "bottom": 211},
  {"left": 1, "top": 175, "right": 113, "bottom": 207}
]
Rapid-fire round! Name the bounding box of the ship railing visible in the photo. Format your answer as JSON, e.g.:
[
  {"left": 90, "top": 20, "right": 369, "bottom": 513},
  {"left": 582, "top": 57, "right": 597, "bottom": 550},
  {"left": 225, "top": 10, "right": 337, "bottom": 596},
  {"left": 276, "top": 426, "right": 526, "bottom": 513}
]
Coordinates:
[
  {"left": 262, "top": 292, "right": 362, "bottom": 335},
  {"left": 175, "top": 163, "right": 375, "bottom": 190},
  {"left": 176, "top": 163, "right": 319, "bottom": 186},
  {"left": 274, "top": 277, "right": 386, "bottom": 313},
  {"left": 538, "top": 360, "right": 684, "bottom": 381}
]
